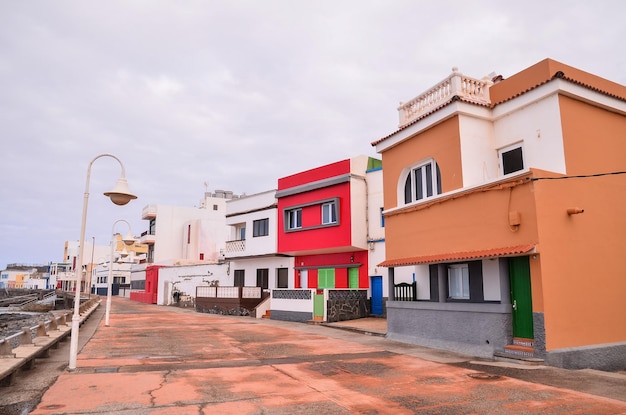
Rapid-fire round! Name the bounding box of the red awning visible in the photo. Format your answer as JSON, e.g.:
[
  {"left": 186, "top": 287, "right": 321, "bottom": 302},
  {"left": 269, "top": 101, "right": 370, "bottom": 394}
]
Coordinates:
[{"left": 378, "top": 244, "right": 536, "bottom": 267}]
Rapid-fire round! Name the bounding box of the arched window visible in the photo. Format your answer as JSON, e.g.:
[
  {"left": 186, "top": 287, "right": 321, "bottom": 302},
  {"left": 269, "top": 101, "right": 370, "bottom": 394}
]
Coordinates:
[{"left": 403, "top": 159, "right": 442, "bottom": 204}]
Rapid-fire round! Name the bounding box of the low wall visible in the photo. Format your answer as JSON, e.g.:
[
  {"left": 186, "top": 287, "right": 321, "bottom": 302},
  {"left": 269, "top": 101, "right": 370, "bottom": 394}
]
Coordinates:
[
  {"left": 0, "top": 297, "right": 101, "bottom": 386},
  {"left": 386, "top": 301, "right": 511, "bottom": 358},
  {"left": 546, "top": 341, "right": 626, "bottom": 371},
  {"left": 327, "top": 290, "right": 369, "bottom": 322}
]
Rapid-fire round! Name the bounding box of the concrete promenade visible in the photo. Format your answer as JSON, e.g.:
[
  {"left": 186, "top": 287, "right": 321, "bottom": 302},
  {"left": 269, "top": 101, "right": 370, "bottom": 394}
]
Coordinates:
[{"left": 31, "top": 298, "right": 626, "bottom": 414}]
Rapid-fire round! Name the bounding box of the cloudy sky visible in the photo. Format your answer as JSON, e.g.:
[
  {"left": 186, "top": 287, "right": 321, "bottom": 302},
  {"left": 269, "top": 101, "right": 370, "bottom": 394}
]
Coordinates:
[{"left": 1, "top": 1, "right": 624, "bottom": 269}]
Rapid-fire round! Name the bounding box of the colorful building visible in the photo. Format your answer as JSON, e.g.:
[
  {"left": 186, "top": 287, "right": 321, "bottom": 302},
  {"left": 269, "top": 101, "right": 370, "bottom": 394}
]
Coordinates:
[
  {"left": 373, "top": 59, "right": 626, "bottom": 370},
  {"left": 272, "top": 155, "right": 384, "bottom": 322}
]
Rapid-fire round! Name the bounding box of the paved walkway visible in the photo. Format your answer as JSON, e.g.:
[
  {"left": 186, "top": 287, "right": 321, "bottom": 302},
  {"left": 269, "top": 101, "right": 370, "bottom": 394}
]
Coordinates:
[{"left": 31, "top": 298, "right": 626, "bottom": 414}]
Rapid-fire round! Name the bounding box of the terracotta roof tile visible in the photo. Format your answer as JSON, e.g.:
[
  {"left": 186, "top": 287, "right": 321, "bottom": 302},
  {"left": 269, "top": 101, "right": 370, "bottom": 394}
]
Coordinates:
[{"left": 378, "top": 244, "right": 536, "bottom": 267}]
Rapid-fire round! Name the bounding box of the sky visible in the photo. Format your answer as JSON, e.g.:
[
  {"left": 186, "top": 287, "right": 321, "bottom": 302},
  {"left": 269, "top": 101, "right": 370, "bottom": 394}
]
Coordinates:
[{"left": 1, "top": 0, "right": 625, "bottom": 270}]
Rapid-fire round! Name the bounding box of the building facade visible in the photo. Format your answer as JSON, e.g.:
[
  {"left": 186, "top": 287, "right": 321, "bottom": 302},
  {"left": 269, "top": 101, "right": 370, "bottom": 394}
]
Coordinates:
[
  {"left": 272, "top": 155, "right": 383, "bottom": 322},
  {"left": 373, "top": 59, "right": 626, "bottom": 370}
]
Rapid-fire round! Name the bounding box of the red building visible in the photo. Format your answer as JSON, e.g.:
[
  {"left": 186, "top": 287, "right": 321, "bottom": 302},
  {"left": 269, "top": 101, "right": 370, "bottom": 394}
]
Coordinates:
[
  {"left": 274, "top": 155, "right": 380, "bottom": 322},
  {"left": 129, "top": 265, "right": 161, "bottom": 304}
]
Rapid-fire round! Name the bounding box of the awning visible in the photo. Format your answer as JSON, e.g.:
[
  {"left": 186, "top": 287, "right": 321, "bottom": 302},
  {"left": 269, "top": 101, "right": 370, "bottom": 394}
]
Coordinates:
[{"left": 378, "top": 244, "right": 536, "bottom": 267}]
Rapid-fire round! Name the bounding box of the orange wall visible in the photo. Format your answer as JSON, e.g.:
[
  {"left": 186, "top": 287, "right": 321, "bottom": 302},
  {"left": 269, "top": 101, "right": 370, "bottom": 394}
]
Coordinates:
[
  {"left": 534, "top": 90, "right": 626, "bottom": 350},
  {"left": 382, "top": 117, "right": 463, "bottom": 210},
  {"left": 384, "top": 179, "right": 539, "bottom": 260},
  {"left": 534, "top": 175, "right": 626, "bottom": 350},
  {"left": 559, "top": 95, "right": 626, "bottom": 175}
]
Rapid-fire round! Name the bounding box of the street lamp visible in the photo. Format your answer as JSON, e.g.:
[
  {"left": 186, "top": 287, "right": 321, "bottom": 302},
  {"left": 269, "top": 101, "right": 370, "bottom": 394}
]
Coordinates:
[
  {"left": 69, "top": 153, "right": 137, "bottom": 371},
  {"left": 105, "top": 220, "right": 136, "bottom": 327}
]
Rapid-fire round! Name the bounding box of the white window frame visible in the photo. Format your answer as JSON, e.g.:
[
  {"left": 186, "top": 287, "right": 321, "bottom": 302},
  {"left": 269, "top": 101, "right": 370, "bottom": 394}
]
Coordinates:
[
  {"left": 448, "top": 264, "right": 469, "bottom": 300},
  {"left": 287, "top": 208, "right": 302, "bottom": 230},
  {"left": 402, "top": 159, "right": 440, "bottom": 205},
  {"left": 321, "top": 201, "right": 337, "bottom": 225},
  {"left": 498, "top": 142, "right": 524, "bottom": 176}
]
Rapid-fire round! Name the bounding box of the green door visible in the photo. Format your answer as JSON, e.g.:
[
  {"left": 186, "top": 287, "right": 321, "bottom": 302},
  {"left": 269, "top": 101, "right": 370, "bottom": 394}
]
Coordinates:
[
  {"left": 314, "top": 292, "right": 325, "bottom": 320},
  {"left": 509, "top": 256, "right": 533, "bottom": 339},
  {"left": 348, "top": 267, "right": 359, "bottom": 289}
]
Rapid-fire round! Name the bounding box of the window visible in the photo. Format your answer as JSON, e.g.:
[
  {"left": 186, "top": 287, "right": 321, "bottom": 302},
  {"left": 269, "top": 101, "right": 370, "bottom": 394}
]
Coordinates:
[
  {"left": 286, "top": 208, "right": 302, "bottom": 230},
  {"left": 318, "top": 268, "right": 335, "bottom": 288},
  {"left": 148, "top": 219, "right": 156, "bottom": 235},
  {"left": 403, "top": 160, "right": 441, "bottom": 204},
  {"left": 256, "top": 268, "right": 269, "bottom": 290},
  {"left": 234, "top": 270, "right": 245, "bottom": 287},
  {"left": 276, "top": 268, "right": 288, "bottom": 288},
  {"left": 380, "top": 207, "right": 385, "bottom": 227},
  {"left": 236, "top": 225, "right": 246, "bottom": 240},
  {"left": 499, "top": 144, "right": 524, "bottom": 175},
  {"left": 253, "top": 218, "right": 269, "bottom": 237},
  {"left": 448, "top": 264, "right": 469, "bottom": 300},
  {"left": 321, "top": 201, "right": 337, "bottom": 225}
]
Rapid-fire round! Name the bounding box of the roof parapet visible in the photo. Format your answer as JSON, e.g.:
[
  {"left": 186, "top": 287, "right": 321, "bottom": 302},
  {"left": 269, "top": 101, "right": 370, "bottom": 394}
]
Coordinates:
[{"left": 397, "top": 67, "right": 493, "bottom": 128}]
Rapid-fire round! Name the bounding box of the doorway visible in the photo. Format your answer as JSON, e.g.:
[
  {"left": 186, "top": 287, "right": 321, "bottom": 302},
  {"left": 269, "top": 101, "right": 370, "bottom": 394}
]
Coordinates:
[
  {"left": 371, "top": 276, "right": 383, "bottom": 315},
  {"left": 509, "top": 256, "right": 533, "bottom": 339}
]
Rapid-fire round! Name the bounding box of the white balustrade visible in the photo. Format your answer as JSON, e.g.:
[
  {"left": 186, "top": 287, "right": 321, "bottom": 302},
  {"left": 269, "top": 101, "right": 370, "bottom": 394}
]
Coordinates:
[
  {"left": 224, "top": 239, "right": 245, "bottom": 253},
  {"left": 242, "top": 286, "right": 261, "bottom": 299},
  {"left": 398, "top": 68, "right": 492, "bottom": 128}
]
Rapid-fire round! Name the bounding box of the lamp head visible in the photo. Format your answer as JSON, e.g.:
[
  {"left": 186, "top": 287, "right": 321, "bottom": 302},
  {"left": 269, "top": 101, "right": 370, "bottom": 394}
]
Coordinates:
[
  {"left": 122, "top": 231, "right": 136, "bottom": 246},
  {"left": 104, "top": 178, "right": 137, "bottom": 206}
]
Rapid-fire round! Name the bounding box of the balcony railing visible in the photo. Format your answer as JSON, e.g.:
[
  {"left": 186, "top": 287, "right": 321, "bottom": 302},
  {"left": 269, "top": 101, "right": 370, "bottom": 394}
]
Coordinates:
[
  {"left": 224, "top": 239, "right": 245, "bottom": 253},
  {"left": 195, "top": 286, "right": 268, "bottom": 316},
  {"left": 398, "top": 68, "right": 492, "bottom": 128},
  {"left": 141, "top": 205, "right": 157, "bottom": 220},
  {"left": 140, "top": 230, "right": 156, "bottom": 245}
]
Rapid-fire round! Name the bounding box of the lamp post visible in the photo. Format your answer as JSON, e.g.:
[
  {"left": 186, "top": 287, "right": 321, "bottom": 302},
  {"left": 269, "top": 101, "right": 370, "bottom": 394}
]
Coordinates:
[
  {"left": 69, "top": 153, "right": 137, "bottom": 371},
  {"left": 105, "top": 220, "right": 136, "bottom": 326}
]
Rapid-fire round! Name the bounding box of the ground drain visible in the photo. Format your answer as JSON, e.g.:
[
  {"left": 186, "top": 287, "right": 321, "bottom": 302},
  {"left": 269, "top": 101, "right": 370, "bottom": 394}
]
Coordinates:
[
  {"left": 95, "top": 367, "right": 119, "bottom": 373},
  {"left": 467, "top": 372, "right": 501, "bottom": 380}
]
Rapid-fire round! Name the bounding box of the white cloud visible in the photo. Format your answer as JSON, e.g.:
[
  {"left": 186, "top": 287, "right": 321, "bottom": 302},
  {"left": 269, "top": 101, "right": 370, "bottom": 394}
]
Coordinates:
[{"left": 0, "top": 0, "right": 625, "bottom": 268}]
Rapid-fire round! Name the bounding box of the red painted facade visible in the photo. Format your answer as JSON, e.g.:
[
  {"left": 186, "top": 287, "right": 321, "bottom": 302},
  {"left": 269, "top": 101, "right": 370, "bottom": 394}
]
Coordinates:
[
  {"left": 130, "top": 265, "right": 161, "bottom": 304},
  {"left": 277, "top": 158, "right": 369, "bottom": 289}
]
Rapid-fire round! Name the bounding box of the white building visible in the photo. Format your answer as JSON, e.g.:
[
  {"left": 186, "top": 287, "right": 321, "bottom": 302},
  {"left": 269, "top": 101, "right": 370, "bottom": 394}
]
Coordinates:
[
  {"left": 224, "top": 190, "right": 295, "bottom": 317},
  {"left": 140, "top": 190, "right": 238, "bottom": 265}
]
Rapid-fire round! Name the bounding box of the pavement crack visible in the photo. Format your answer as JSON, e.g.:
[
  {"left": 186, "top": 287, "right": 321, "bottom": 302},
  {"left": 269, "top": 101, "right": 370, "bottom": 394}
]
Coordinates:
[{"left": 149, "top": 369, "right": 172, "bottom": 407}]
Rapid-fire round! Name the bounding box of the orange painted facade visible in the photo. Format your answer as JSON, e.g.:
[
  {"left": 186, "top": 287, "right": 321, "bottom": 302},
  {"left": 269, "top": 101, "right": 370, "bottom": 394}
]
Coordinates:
[{"left": 375, "top": 58, "right": 626, "bottom": 367}]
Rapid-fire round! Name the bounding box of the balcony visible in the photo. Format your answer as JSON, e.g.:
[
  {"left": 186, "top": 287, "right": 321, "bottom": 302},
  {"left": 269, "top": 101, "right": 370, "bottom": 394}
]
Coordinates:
[
  {"left": 398, "top": 68, "right": 492, "bottom": 128},
  {"left": 141, "top": 205, "right": 157, "bottom": 220},
  {"left": 140, "top": 231, "right": 156, "bottom": 245},
  {"left": 224, "top": 239, "right": 245, "bottom": 253}
]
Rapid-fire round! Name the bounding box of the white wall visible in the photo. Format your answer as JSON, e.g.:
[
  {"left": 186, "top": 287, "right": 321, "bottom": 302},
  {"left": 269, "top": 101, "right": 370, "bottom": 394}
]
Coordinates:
[
  {"left": 459, "top": 93, "right": 566, "bottom": 190},
  {"left": 229, "top": 256, "right": 294, "bottom": 289},
  {"left": 152, "top": 194, "right": 231, "bottom": 264},
  {"left": 157, "top": 263, "right": 230, "bottom": 305},
  {"left": 493, "top": 94, "right": 566, "bottom": 174},
  {"left": 225, "top": 190, "right": 278, "bottom": 257}
]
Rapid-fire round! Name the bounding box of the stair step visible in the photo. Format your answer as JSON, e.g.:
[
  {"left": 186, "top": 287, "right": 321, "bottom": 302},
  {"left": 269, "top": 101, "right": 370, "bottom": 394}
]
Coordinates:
[
  {"left": 504, "top": 344, "right": 535, "bottom": 357},
  {"left": 513, "top": 337, "right": 534, "bottom": 347},
  {"left": 494, "top": 351, "right": 544, "bottom": 366}
]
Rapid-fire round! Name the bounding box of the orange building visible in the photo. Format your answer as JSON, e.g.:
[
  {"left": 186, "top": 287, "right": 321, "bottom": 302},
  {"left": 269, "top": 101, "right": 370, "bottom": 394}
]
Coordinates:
[{"left": 373, "top": 59, "right": 626, "bottom": 370}]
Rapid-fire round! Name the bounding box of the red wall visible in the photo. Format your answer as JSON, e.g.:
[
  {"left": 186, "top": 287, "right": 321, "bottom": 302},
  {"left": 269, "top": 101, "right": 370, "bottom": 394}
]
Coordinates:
[
  {"left": 294, "top": 251, "right": 369, "bottom": 288},
  {"left": 130, "top": 265, "right": 161, "bottom": 304},
  {"left": 278, "top": 182, "right": 352, "bottom": 252},
  {"left": 278, "top": 159, "right": 350, "bottom": 190}
]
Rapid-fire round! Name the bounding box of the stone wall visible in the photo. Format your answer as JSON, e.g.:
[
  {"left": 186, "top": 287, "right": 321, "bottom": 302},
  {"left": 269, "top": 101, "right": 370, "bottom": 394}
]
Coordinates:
[{"left": 326, "top": 290, "right": 369, "bottom": 323}]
